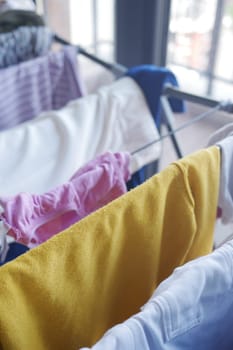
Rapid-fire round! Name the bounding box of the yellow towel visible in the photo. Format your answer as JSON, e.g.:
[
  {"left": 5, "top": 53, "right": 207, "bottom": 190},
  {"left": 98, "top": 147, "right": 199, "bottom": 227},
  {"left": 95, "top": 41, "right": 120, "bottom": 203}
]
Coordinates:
[{"left": 0, "top": 147, "right": 220, "bottom": 350}]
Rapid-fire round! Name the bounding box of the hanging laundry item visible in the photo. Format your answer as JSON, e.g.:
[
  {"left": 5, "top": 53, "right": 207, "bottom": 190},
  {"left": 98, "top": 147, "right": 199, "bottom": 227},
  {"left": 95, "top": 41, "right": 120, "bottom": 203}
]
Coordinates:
[
  {"left": 0, "top": 1, "right": 36, "bottom": 14},
  {"left": 0, "top": 146, "right": 220, "bottom": 350},
  {"left": 0, "top": 242, "right": 29, "bottom": 266},
  {"left": 0, "top": 152, "right": 131, "bottom": 248},
  {"left": 0, "top": 26, "right": 53, "bottom": 68},
  {"left": 126, "top": 65, "right": 185, "bottom": 189},
  {"left": 126, "top": 65, "right": 184, "bottom": 130},
  {"left": 0, "top": 77, "right": 160, "bottom": 196},
  {"left": 0, "top": 8, "right": 52, "bottom": 68},
  {"left": 80, "top": 239, "right": 233, "bottom": 350},
  {"left": 0, "top": 10, "right": 44, "bottom": 33},
  {"left": 207, "top": 123, "right": 233, "bottom": 224},
  {"left": 0, "top": 45, "right": 85, "bottom": 130}
]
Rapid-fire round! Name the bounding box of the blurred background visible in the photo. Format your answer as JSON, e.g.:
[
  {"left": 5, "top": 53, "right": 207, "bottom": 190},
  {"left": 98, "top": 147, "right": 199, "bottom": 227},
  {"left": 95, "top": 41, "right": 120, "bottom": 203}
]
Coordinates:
[
  {"left": 18, "top": 0, "right": 233, "bottom": 243},
  {"left": 37, "top": 0, "right": 233, "bottom": 100}
]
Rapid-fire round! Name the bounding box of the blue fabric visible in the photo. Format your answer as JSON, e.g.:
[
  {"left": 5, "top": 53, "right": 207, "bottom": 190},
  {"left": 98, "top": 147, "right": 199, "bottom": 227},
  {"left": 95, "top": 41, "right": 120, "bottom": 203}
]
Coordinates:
[
  {"left": 0, "top": 242, "right": 29, "bottom": 266},
  {"left": 126, "top": 65, "right": 185, "bottom": 189}
]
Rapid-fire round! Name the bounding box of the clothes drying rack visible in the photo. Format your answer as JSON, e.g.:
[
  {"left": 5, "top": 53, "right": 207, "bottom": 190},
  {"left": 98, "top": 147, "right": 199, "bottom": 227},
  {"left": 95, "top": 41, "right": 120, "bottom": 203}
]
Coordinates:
[
  {"left": 54, "top": 34, "right": 127, "bottom": 77},
  {"left": 54, "top": 34, "right": 233, "bottom": 162}
]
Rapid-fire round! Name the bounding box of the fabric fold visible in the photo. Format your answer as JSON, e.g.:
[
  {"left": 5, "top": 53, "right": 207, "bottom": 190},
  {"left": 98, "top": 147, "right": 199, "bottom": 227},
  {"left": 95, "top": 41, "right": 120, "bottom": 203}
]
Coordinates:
[
  {"left": 0, "top": 146, "right": 220, "bottom": 350},
  {"left": 0, "top": 26, "right": 53, "bottom": 68},
  {"left": 126, "top": 65, "right": 184, "bottom": 131},
  {"left": 126, "top": 64, "right": 185, "bottom": 189},
  {"left": 81, "top": 240, "right": 233, "bottom": 350},
  {"left": 0, "top": 45, "right": 85, "bottom": 130},
  {"left": 0, "top": 77, "right": 160, "bottom": 196},
  {"left": 0, "top": 152, "right": 131, "bottom": 248}
]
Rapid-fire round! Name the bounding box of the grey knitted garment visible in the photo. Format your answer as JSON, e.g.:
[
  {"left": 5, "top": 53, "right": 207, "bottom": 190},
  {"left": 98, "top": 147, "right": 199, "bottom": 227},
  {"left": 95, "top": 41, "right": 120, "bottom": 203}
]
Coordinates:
[{"left": 0, "top": 26, "right": 53, "bottom": 68}]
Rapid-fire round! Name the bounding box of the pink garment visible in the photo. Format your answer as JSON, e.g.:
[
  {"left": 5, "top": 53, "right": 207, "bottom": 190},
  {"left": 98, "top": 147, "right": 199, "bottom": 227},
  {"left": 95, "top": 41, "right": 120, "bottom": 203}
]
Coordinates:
[{"left": 0, "top": 152, "right": 131, "bottom": 248}]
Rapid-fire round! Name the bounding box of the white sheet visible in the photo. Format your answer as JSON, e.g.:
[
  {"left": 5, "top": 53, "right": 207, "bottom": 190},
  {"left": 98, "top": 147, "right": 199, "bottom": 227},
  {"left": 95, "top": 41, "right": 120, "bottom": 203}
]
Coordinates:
[{"left": 0, "top": 77, "right": 161, "bottom": 195}]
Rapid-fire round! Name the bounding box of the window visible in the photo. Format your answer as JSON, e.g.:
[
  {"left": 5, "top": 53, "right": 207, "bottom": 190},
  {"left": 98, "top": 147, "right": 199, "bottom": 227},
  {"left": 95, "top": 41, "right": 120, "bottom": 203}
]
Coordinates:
[
  {"left": 40, "top": 0, "right": 115, "bottom": 61},
  {"left": 167, "top": 0, "right": 233, "bottom": 99}
]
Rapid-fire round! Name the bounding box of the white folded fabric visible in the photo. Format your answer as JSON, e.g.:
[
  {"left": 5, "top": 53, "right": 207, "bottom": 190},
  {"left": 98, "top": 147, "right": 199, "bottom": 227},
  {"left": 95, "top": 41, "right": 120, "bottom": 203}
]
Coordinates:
[
  {"left": 207, "top": 124, "right": 233, "bottom": 224},
  {"left": 80, "top": 240, "right": 233, "bottom": 350},
  {"left": 0, "top": 77, "right": 161, "bottom": 195}
]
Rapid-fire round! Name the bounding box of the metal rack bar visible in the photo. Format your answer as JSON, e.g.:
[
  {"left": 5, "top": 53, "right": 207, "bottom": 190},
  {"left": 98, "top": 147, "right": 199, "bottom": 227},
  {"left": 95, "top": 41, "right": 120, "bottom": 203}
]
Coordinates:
[
  {"left": 163, "top": 85, "right": 233, "bottom": 112},
  {"left": 162, "top": 84, "right": 233, "bottom": 160},
  {"left": 54, "top": 34, "right": 127, "bottom": 77}
]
